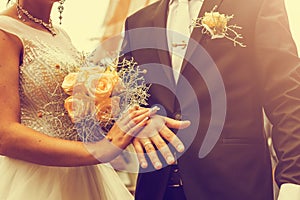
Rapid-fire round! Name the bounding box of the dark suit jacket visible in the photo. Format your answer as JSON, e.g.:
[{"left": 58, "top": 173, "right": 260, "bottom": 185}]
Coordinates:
[{"left": 122, "top": 0, "right": 300, "bottom": 199}]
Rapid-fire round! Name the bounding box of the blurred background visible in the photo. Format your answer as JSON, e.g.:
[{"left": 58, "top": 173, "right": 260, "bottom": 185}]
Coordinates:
[
  {"left": 55, "top": 0, "right": 300, "bottom": 53},
  {"left": 1, "top": 0, "right": 299, "bottom": 53}
]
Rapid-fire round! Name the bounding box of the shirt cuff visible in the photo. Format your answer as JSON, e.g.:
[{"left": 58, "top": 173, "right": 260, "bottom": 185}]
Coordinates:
[{"left": 278, "top": 183, "right": 300, "bottom": 200}]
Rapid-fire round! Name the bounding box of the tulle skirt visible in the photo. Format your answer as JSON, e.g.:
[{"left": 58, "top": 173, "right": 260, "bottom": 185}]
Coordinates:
[{"left": 0, "top": 156, "right": 133, "bottom": 200}]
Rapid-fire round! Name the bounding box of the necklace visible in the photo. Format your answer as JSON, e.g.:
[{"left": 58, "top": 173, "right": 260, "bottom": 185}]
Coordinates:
[{"left": 16, "top": 4, "right": 56, "bottom": 36}]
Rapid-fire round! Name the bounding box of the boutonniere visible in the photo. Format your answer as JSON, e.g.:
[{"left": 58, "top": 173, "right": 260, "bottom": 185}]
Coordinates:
[{"left": 191, "top": 6, "right": 246, "bottom": 47}]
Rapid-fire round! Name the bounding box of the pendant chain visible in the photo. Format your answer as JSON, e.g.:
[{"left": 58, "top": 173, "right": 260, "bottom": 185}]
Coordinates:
[{"left": 16, "top": 4, "right": 56, "bottom": 36}]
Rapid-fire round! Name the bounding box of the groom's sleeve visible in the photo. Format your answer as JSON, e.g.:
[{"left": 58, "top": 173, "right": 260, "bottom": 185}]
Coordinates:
[{"left": 255, "top": 0, "right": 300, "bottom": 193}]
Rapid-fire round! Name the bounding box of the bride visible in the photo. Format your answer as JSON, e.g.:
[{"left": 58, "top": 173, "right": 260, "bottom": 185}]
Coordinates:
[{"left": 0, "top": 0, "right": 151, "bottom": 199}]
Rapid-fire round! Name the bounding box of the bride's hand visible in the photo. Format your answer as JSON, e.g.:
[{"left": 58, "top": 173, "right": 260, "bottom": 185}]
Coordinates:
[
  {"left": 108, "top": 105, "right": 153, "bottom": 148},
  {"left": 85, "top": 106, "right": 156, "bottom": 163}
]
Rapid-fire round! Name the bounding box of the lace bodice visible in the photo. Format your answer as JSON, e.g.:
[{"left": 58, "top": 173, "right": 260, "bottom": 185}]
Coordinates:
[{"left": 0, "top": 16, "right": 82, "bottom": 140}]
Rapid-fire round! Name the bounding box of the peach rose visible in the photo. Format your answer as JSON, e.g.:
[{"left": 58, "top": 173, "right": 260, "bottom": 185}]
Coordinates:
[
  {"left": 104, "top": 68, "right": 119, "bottom": 84},
  {"left": 64, "top": 95, "right": 92, "bottom": 123},
  {"left": 95, "top": 96, "right": 121, "bottom": 123},
  {"left": 72, "top": 83, "right": 88, "bottom": 97},
  {"left": 73, "top": 67, "right": 106, "bottom": 85},
  {"left": 62, "top": 72, "right": 78, "bottom": 95},
  {"left": 84, "top": 72, "right": 118, "bottom": 104},
  {"left": 88, "top": 66, "right": 106, "bottom": 74}
]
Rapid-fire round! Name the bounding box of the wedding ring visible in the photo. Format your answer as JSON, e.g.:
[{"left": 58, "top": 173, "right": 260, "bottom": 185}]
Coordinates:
[
  {"left": 143, "top": 141, "right": 152, "bottom": 146},
  {"left": 106, "top": 136, "right": 113, "bottom": 142},
  {"left": 133, "top": 105, "right": 140, "bottom": 110},
  {"left": 128, "top": 121, "right": 135, "bottom": 129}
]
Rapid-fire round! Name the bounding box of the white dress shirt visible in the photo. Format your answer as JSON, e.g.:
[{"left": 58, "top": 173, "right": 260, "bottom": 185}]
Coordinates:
[
  {"left": 167, "top": 0, "right": 203, "bottom": 82},
  {"left": 167, "top": 0, "right": 203, "bottom": 31},
  {"left": 166, "top": 0, "right": 300, "bottom": 199}
]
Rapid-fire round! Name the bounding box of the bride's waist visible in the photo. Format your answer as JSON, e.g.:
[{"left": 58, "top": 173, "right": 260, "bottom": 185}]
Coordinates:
[{"left": 21, "top": 115, "right": 78, "bottom": 141}]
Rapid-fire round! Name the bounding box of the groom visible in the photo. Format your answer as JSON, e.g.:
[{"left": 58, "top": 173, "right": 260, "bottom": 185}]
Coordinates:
[{"left": 121, "top": 0, "right": 300, "bottom": 199}]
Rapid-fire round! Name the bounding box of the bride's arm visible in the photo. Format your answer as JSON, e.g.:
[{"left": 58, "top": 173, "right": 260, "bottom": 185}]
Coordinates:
[{"left": 0, "top": 30, "right": 148, "bottom": 167}]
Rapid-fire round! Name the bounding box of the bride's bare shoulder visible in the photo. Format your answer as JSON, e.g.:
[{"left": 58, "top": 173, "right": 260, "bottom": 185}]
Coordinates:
[{"left": 0, "top": 4, "right": 19, "bottom": 20}]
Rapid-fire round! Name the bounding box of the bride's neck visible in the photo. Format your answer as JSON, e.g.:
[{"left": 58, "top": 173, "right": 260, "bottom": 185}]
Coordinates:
[{"left": 17, "top": 0, "right": 53, "bottom": 22}]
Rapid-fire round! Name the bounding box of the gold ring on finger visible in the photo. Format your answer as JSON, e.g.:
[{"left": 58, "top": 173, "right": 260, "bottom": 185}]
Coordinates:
[
  {"left": 143, "top": 141, "right": 152, "bottom": 146},
  {"left": 106, "top": 136, "right": 113, "bottom": 142}
]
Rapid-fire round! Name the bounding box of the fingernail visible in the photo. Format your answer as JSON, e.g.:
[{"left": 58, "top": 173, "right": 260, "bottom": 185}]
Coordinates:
[
  {"left": 149, "top": 106, "right": 160, "bottom": 115},
  {"left": 167, "top": 156, "right": 174, "bottom": 164},
  {"left": 141, "top": 162, "right": 147, "bottom": 168},
  {"left": 179, "top": 120, "right": 191, "bottom": 128},
  {"left": 154, "top": 162, "right": 162, "bottom": 169},
  {"left": 177, "top": 144, "right": 184, "bottom": 152},
  {"left": 152, "top": 106, "right": 160, "bottom": 111}
]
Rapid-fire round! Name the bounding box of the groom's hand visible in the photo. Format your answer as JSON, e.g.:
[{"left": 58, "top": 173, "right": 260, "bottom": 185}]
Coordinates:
[{"left": 132, "top": 115, "right": 190, "bottom": 170}]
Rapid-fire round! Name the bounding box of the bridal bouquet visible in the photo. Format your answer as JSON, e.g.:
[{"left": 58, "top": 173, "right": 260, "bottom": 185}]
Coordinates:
[{"left": 61, "top": 57, "right": 150, "bottom": 142}]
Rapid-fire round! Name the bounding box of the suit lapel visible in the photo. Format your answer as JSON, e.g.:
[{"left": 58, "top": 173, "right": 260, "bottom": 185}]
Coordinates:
[
  {"left": 147, "top": 0, "right": 177, "bottom": 113},
  {"left": 180, "top": 0, "right": 224, "bottom": 73},
  {"left": 152, "top": 0, "right": 175, "bottom": 85},
  {"left": 152, "top": 0, "right": 169, "bottom": 32}
]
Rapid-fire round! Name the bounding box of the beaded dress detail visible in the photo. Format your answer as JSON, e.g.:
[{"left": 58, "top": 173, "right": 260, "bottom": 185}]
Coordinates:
[
  {"left": 0, "top": 16, "right": 133, "bottom": 200},
  {"left": 16, "top": 19, "right": 81, "bottom": 140},
  {"left": 0, "top": 15, "right": 80, "bottom": 140}
]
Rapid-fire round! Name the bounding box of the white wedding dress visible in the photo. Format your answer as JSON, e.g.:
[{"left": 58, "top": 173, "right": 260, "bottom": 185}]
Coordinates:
[{"left": 0, "top": 16, "right": 133, "bottom": 200}]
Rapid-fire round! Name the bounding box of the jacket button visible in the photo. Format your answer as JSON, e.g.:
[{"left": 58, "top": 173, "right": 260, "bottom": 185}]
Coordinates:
[{"left": 174, "top": 113, "right": 181, "bottom": 120}]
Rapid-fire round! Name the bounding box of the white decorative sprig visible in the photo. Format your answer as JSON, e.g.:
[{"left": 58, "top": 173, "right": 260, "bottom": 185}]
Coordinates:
[
  {"left": 116, "top": 57, "right": 151, "bottom": 110},
  {"left": 191, "top": 5, "right": 246, "bottom": 47},
  {"left": 61, "top": 55, "right": 151, "bottom": 142}
]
